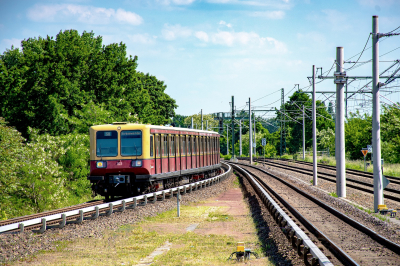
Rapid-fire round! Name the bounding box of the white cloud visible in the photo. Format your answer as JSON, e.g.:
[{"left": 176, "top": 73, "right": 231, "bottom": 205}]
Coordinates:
[
  {"left": 251, "top": 10, "right": 285, "bottom": 19},
  {"left": 162, "top": 24, "right": 192, "bottom": 40},
  {"left": 27, "top": 4, "right": 143, "bottom": 25},
  {"left": 195, "top": 31, "right": 209, "bottom": 42},
  {"left": 1, "top": 38, "right": 22, "bottom": 50},
  {"left": 219, "top": 20, "right": 232, "bottom": 28},
  {"left": 129, "top": 34, "right": 157, "bottom": 44},
  {"left": 209, "top": 31, "right": 287, "bottom": 52},
  {"left": 297, "top": 32, "right": 326, "bottom": 45},
  {"left": 160, "top": 24, "right": 287, "bottom": 54},
  {"left": 357, "top": 0, "right": 397, "bottom": 7},
  {"left": 207, "top": 0, "right": 291, "bottom": 8},
  {"left": 156, "top": 0, "right": 196, "bottom": 5}
]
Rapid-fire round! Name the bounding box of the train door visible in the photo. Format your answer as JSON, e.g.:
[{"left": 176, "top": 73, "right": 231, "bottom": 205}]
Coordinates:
[
  {"left": 206, "top": 137, "right": 209, "bottom": 166},
  {"left": 168, "top": 135, "right": 175, "bottom": 172},
  {"left": 193, "top": 136, "right": 199, "bottom": 168},
  {"left": 199, "top": 136, "right": 203, "bottom": 168},
  {"left": 155, "top": 134, "right": 162, "bottom": 174},
  {"left": 187, "top": 135, "right": 192, "bottom": 170},
  {"left": 150, "top": 135, "right": 154, "bottom": 174},
  {"left": 181, "top": 135, "right": 186, "bottom": 170},
  {"left": 162, "top": 135, "right": 168, "bottom": 173},
  {"left": 191, "top": 135, "right": 195, "bottom": 169},
  {"left": 176, "top": 135, "right": 180, "bottom": 171},
  {"left": 155, "top": 134, "right": 158, "bottom": 174}
]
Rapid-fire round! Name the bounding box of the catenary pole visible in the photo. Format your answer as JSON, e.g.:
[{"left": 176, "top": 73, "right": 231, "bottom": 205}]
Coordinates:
[
  {"left": 226, "top": 125, "right": 229, "bottom": 155},
  {"left": 303, "top": 105, "right": 305, "bottom": 160},
  {"left": 201, "top": 109, "right": 203, "bottom": 130},
  {"left": 239, "top": 120, "right": 242, "bottom": 156},
  {"left": 231, "top": 96, "right": 235, "bottom": 157},
  {"left": 336, "top": 47, "right": 346, "bottom": 197},
  {"left": 312, "top": 65, "right": 318, "bottom": 186},
  {"left": 191, "top": 117, "right": 193, "bottom": 129},
  {"left": 253, "top": 113, "right": 256, "bottom": 155},
  {"left": 249, "top": 98, "right": 253, "bottom": 164},
  {"left": 373, "top": 15, "right": 383, "bottom": 212}
]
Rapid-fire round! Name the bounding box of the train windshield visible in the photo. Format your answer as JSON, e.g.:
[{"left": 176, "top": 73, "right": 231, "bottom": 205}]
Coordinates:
[
  {"left": 121, "top": 130, "right": 142, "bottom": 156},
  {"left": 96, "top": 131, "right": 118, "bottom": 157}
]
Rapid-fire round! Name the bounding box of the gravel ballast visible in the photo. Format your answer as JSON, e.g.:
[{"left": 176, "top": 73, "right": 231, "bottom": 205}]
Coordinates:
[{"left": 0, "top": 174, "right": 235, "bottom": 265}]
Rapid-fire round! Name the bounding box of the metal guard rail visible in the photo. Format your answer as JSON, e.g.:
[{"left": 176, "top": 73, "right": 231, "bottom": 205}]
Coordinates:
[
  {"left": 232, "top": 164, "right": 333, "bottom": 266},
  {"left": 0, "top": 163, "right": 232, "bottom": 234}
]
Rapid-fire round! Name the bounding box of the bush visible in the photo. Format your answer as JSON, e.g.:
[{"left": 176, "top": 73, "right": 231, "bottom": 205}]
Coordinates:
[{"left": 223, "top": 154, "right": 232, "bottom": 160}]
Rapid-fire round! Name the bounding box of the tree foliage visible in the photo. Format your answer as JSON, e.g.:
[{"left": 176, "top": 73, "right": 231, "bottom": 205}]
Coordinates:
[{"left": 0, "top": 30, "right": 177, "bottom": 136}]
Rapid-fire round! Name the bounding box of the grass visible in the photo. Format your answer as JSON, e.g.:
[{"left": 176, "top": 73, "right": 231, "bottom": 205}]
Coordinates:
[
  {"left": 23, "top": 203, "right": 270, "bottom": 266},
  {"left": 351, "top": 204, "right": 391, "bottom": 223},
  {"left": 329, "top": 192, "right": 338, "bottom": 198}
]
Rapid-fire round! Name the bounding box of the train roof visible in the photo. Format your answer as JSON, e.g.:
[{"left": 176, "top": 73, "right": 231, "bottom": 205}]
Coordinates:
[{"left": 90, "top": 122, "right": 220, "bottom": 136}]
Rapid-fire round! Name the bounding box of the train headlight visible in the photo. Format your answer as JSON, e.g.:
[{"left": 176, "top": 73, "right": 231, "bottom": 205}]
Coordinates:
[
  {"left": 132, "top": 160, "right": 142, "bottom": 167},
  {"left": 96, "top": 161, "right": 107, "bottom": 168}
]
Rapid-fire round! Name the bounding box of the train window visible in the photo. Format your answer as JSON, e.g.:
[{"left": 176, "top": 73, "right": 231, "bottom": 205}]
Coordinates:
[
  {"left": 192, "top": 136, "right": 195, "bottom": 155},
  {"left": 121, "top": 130, "right": 142, "bottom": 156},
  {"left": 188, "top": 136, "right": 191, "bottom": 155},
  {"left": 150, "top": 135, "right": 154, "bottom": 157},
  {"left": 155, "top": 135, "right": 160, "bottom": 157},
  {"left": 171, "top": 135, "right": 175, "bottom": 156},
  {"left": 162, "top": 135, "right": 166, "bottom": 157},
  {"left": 96, "top": 131, "right": 118, "bottom": 157},
  {"left": 182, "top": 136, "right": 186, "bottom": 156},
  {"left": 176, "top": 136, "right": 180, "bottom": 156},
  {"left": 194, "top": 136, "right": 197, "bottom": 155}
]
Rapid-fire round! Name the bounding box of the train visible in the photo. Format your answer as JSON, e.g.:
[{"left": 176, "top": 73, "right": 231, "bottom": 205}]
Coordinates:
[{"left": 87, "top": 122, "right": 221, "bottom": 200}]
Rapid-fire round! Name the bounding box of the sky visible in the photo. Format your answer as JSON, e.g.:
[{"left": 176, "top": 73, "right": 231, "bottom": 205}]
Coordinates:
[{"left": 1, "top": 0, "right": 400, "bottom": 118}]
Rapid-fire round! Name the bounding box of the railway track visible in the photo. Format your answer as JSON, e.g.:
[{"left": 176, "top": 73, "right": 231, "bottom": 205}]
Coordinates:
[
  {"left": 231, "top": 162, "right": 400, "bottom": 266},
  {"left": 247, "top": 158, "right": 400, "bottom": 203},
  {"left": 279, "top": 158, "right": 400, "bottom": 185},
  {"left": 0, "top": 165, "right": 231, "bottom": 234}
]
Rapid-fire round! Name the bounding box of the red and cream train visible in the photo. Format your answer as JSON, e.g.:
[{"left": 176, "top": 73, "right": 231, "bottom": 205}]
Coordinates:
[{"left": 87, "top": 122, "right": 221, "bottom": 200}]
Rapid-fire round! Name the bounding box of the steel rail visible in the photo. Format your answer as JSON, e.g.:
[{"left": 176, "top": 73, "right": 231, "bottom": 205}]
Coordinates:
[
  {"left": 266, "top": 158, "right": 400, "bottom": 185},
  {"left": 249, "top": 158, "right": 400, "bottom": 202},
  {"left": 230, "top": 163, "right": 334, "bottom": 266},
  {"left": 0, "top": 164, "right": 231, "bottom": 234},
  {"left": 233, "top": 162, "right": 400, "bottom": 256}
]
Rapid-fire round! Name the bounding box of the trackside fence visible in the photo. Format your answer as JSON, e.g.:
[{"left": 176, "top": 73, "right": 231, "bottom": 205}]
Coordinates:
[{"left": 0, "top": 163, "right": 232, "bottom": 234}]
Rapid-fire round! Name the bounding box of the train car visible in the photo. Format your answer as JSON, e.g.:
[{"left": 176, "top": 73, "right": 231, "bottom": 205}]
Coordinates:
[{"left": 87, "top": 122, "right": 221, "bottom": 200}]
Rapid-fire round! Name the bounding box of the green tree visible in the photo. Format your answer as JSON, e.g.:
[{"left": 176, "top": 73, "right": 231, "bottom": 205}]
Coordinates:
[
  {"left": 0, "top": 30, "right": 177, "bottom": 136},
  {"left": 171, "top": 114, "right": 187, "bottom": 127},
  {"left": 184, "top": 114, "right": 218, "bottom": 131},
  {"left": 280, "top": 90, "right": 334, "bottom": 154},
  {"left": 381, "top": 104, "right": 400, "bottom": 163},
  {"left": 345, "top": 111, "right": 372, "bottom": 160}
]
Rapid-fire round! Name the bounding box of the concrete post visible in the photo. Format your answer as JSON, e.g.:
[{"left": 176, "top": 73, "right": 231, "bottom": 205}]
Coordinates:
[
  {"left": 206, "top": 120, "right": 208, "bottom": 130},
  {"left": 239, "top": 120, "right": 242, "bottom": 156},
  {"left": 249, "top": 98, "right": 252, "bottom": 163},
  {"left": 201, "top": 109, "right": 203, "bottom": 130},
  {"left": 253, "top": 113, "right": 256, "bottom": 155},
  {"left": 372, "top": 15, "right": 383, "bottom": 211},
  {"left": 231, "top": 95, "right": 235, "bottom": 157},
  {"left": 303, "top": 105, "right": 305, "bottom": 160},
  {"left": 336, "top": 47, "right": 346, "bottom": 197},
  {"left": 226, "top": 125, "right": 229, "bottom": 155},
  {"left": 191, "top": 117, "right": 193, "bottom": 129},
  {"left": 312, "top": 65, "right": 318, "bottom": 186}
]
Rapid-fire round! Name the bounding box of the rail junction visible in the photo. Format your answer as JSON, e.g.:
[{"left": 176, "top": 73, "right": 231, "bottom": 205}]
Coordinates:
[{"left": 230, "top": 161, "right": 400, "bottom": 266}]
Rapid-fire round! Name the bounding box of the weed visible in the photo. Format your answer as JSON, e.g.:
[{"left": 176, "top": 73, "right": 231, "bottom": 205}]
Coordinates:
[{"left": 329, "top": 192, "right": 338, "bottom": 198}]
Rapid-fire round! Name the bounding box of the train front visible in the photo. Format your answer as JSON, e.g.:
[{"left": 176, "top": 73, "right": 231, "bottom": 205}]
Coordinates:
[{"left": 87, "top": 123, "right": 152, "bottom": 200}]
